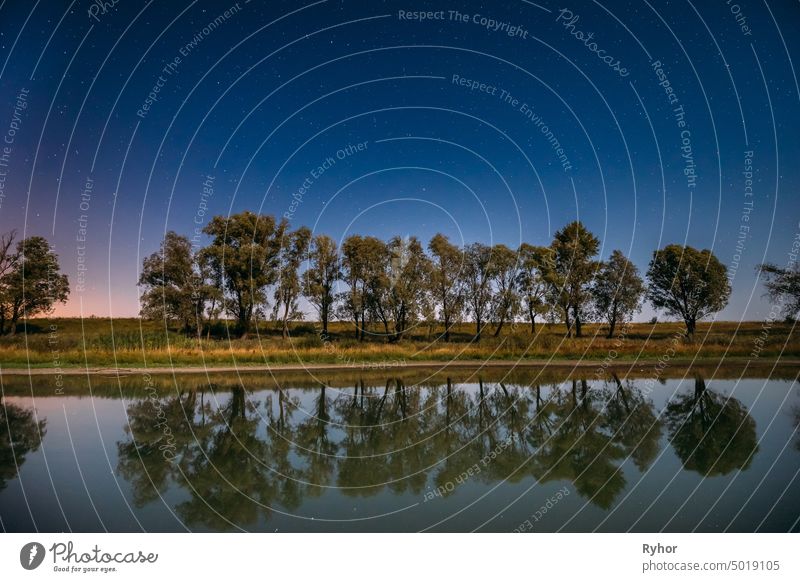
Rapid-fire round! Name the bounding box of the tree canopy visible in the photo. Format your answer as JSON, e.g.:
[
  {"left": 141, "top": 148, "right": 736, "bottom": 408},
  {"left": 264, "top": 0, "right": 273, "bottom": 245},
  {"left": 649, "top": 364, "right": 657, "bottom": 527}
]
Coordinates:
[{"left": 647, "top": 245, "right": 730, "bottom": 339}]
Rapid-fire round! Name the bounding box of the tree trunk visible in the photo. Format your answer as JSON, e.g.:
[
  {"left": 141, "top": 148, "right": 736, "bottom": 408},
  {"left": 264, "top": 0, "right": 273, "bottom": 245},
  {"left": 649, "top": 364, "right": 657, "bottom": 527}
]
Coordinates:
[
  {"left": 528, "top": 303, "right": 536, "bottom": 334},
  {"left": 281, "top": 302, "right": 290, "bottom": 339},
  {"left": 475, "top": 315, "right": 482, "bottom": 341},
  {"left": 607, "top": 316, "right": 616, "bottom": 339},
  {"left": 493, "top": 317, "right": 505, "bottom": 337},
  {"left": 573, "top": 306, "right": 582, "bottom": 338},
  {"left": 9, "top": 307, "right": 19, "bottom": 336},
  {"left": 685, "top": 318, "right": 696, "bottom": 341},
  {"left": 564, "top": 306, "right": 572, "bottom": 338}
]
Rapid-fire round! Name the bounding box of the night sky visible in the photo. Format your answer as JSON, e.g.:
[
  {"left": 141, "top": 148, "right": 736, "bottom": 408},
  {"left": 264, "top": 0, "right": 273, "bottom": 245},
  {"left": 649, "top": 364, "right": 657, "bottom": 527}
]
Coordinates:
[{"left": 0, "top": 0, "right": 798, "bottom": 319}]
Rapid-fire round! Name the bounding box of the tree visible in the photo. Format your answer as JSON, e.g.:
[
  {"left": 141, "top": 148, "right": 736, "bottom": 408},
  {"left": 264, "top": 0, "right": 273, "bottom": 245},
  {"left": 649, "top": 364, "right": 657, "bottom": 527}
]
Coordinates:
[
  {"left": 517, "top": 243, "right": 552, "bottom": 334},
  {"left": 757, "top": 263, "right": 800, "bottom": 319},
  {"left": 592, "top": 250, "right": 645, "bottom": 338},
  {"left": 302, "top": 234, "right": 340, "bottom": 337},
  {"left": 545, "top": 221, "right": 600, "bottom": 337},
  {"left": 382, "top": 236, "right": 431, "bottom": 342},
  {"left": 0, "top": 236, "right": 69, "bottom": 335},
  {"left": 340, "top": 235, "right": 387, "bottom": 340},
  {"left": 139, "top": 231, "right": 217, "bottom": 337},
  {"left": 647, "top": 245, "right": 730, "bottom": 339},
  {"left": 428, "top": 234, "right": 464, "bottom": 341},
  {"left": 0, "top": 230, "right": 17, "bottom": 334},
  {"left": 201, "top": 212, "right": 287, "bottom": 337},
  {"left": 273, "top": 226, "right": 311, "bottom": 339},
  {"left": 489, "top": 244, "right": 520, "bottom": 337},
  {"left": 462, "top": 243, "right": 493, "bottom": 340}
]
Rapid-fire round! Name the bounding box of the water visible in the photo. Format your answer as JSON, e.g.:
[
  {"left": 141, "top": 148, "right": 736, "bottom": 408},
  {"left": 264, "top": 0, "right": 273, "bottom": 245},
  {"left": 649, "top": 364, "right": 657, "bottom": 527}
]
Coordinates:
[{"left": 1, "top": 369, "right": 798, "bottom": 532}]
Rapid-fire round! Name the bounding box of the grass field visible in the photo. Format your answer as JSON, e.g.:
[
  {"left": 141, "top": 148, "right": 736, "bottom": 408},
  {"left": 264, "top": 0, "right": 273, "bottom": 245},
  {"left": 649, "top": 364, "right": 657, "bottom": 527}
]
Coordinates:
[{"left": 0, "top": 317, "right": 797, "bottom": 369}]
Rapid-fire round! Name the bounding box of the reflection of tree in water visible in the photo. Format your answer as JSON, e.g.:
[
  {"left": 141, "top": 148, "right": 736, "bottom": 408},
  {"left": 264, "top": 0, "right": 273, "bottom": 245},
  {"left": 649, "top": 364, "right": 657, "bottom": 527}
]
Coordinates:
[
  {"left": 0, "top": 397, "right": 45, "bottom": 490},
  {"left": 175, "top": 386, "right": 277, "bottom": 529},
  {"left": 605, "top": 373, "right": 662, "bottom": 472},
  {"left": 117, "top": 389, "right": 209, "bottom": 506},
  {"left": 664, "top": 376, "right": 758, "bottom": 476},
  {"left": 792, "top": 388, "right": 800, "bottom": 452},
  {"left": 333, "top": 379, "right": 433, "bottom": 497},
  {"left": 116, "top": 376, "right": 670, "bottom": 528},
  {"left": 531, "top": 380, "right": 627, "bottom": 509}
]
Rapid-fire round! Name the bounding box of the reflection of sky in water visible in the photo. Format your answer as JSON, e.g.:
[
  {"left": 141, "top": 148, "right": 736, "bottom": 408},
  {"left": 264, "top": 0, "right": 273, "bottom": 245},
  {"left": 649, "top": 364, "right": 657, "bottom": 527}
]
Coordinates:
[{"left": 1, "top": 376, "right": 798, "bottom": 532}]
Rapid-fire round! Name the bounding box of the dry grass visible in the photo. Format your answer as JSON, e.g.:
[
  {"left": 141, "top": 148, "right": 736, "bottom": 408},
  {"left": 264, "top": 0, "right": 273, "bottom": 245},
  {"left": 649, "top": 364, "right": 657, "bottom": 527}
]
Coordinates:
[{"left": 0, "top": 317, "right": 797, "bottom": 369}]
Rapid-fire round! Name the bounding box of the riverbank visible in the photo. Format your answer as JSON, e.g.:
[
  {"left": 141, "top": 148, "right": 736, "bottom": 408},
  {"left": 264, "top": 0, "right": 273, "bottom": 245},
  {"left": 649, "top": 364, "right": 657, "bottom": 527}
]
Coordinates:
[
  {"left": 2, "top": 357, "right": 799, "bottom": 376},
  {"left": 0, "top": 318, "right": 797, "bottom": 371}
]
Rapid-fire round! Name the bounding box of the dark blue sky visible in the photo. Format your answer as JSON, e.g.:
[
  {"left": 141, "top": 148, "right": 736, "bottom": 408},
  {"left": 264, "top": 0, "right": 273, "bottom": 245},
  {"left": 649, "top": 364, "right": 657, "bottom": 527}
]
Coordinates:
[{"left": 0, "top": 0, "right": 798, "bottom": 319}]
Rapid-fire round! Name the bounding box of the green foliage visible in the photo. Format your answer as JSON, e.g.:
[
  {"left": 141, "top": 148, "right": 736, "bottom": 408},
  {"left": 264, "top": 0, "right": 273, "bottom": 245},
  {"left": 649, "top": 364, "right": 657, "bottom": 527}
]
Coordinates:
[
  {"left": 0, "top": 234, "right": 69, "bottom": 334},
  {"left": 302, "top": 234, "right": 340, "bottom": 335},
  {"left": 273, "top": 226, "right": 311, "bottom": 338},
  {"left": 427, "top": 233, "right": 464, "bottom": 341},
  {"left": 757, "top": 262, "right": 800, "bottom": 317},
  {"left": 489, "top": 244, "right": 520, "bottom": 337},
  {"left": 647, "top": 245, "right": 731, "bottom": 338},
  {"left": 201, "top": 212, "right": 288, "bottom": 335},
  {"left": 543, "top": 221, "right": 600, "bottom": 338},
  {"left": 462, "top": 242, "right": 494, "bottom": 339},
  {"left": 138, "top": 231, "right": 218, "bottom": 336},
  {"left": 593, "top": 250, "right": 645, "bottom": 338},
  {"left": 517, "top": 243, "right": 552, "bottom": 334}
]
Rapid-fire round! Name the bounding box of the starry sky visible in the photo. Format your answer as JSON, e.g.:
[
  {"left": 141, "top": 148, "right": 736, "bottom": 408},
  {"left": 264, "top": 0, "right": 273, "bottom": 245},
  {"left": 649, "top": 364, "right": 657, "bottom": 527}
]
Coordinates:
[{"left": 0, "top": 0, "right": 798, "bottom": 320}]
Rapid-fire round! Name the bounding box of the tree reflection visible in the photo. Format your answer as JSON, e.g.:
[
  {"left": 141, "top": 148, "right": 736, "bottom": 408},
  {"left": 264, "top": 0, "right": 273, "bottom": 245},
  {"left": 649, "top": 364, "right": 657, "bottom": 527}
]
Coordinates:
[
  {"left": 664, "top": 376, "right": 758, "bottom": 476},
  {"left": 0, "top": 397, "right": 45, "bottom": 490},
  {"left": 112, "top": 374, "right": 713, "bottom": 528},
  {"left": 530, "top": 380, "right": 626, "bottom": 509},
  {"left": 117, "top": 388, "right": 209, "bottom": 506}
]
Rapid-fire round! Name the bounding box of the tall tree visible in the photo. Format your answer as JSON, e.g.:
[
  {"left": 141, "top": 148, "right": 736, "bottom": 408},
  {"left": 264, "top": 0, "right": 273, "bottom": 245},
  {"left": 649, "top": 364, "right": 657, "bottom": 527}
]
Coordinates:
[
  {"left": 489, "top": 244, "right": 520, "bottom": 337},
  {"left": 139, "top": 231, "right": 217, "bottom": 337},
  {"left": 647, "top": 245, "right": 730, "bottom": 339},
  {"left": 302, "top": 234, "right": 340, "bottom": 337},
  {"left": 340, "top": 235, "right": 387, "bottom": 340},
  {"left": 757, "top": 263, "right": 800, "bottom": 318},
  {"left": 273, "top": 226, "right": 312, "bottom": 339},
  {"left": 362, "top": 237, "right": 393, "bottom": 340},
  {"left": 462, "top": 243, "right": 494, "bottom": 340},
  {"left": 383, "top": 236, "right": 431, "bottom": 342},
  {"left": 428, "top": 233, "right": 464, "bottom": 342},
  {"left": 517, "top": 243, "right": 552, "bottom": 334},
  {"left": 201, "top": 212, "right": 287, "bottom": 337},
  {"left": 545, "top": 221, "right": 600, "bottom": 337},
  {"left": 1, "top": 236, "right": 69, "bottom": 335},
  {"left": 592, "top": 250, "right": 645, "bottom": 338}
]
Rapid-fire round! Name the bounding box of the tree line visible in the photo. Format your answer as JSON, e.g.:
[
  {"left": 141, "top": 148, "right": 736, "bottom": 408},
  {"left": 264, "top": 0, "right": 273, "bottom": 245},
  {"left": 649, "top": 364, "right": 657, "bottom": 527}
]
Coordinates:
[
  {"left": 2, "top": 213, "right": 799, "bottom": 340},
  {"left": 136, "top": 211, "right": 736, "bottom": 341}
]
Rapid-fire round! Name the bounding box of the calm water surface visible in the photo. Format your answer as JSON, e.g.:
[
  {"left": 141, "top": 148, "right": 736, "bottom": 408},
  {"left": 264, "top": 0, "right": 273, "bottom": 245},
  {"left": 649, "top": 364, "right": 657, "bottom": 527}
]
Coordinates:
[{"left": 1, "top": 371, "right": 799, "bottom": 532}]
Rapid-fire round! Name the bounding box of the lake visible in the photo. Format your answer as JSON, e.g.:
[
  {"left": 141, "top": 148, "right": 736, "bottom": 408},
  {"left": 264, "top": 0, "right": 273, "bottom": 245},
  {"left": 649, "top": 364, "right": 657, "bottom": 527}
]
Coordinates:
[{"left": 1, "top": 367, "right": 799, "bottom": 532}]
